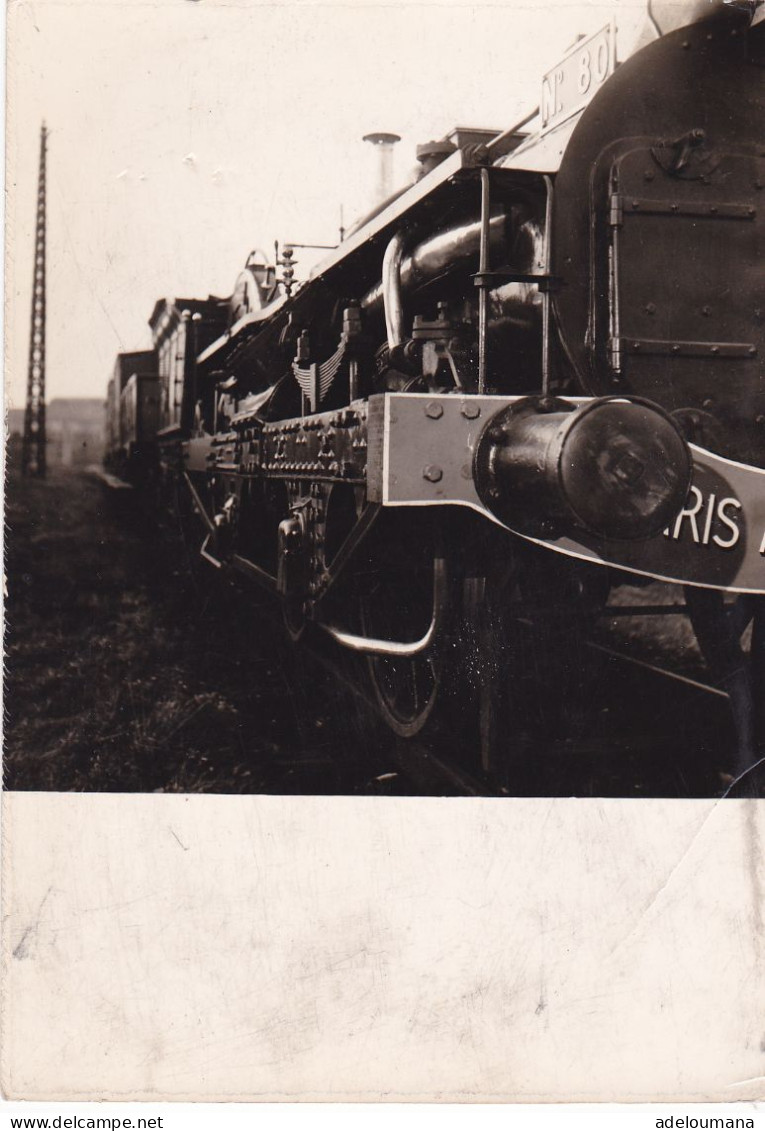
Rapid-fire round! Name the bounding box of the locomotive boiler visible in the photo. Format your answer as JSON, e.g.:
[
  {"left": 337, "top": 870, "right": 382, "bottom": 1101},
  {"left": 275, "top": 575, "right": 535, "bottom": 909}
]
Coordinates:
[{"left": 107, "top": 0, "right": 765, "bottom": 786}]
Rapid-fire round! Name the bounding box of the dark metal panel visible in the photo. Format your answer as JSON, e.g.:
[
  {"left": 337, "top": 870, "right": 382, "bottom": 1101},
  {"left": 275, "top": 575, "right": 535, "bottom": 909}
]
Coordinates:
[
  {"left": 552, "top": 7, "right": 765, "bottom": 466},
  {"left": 604, "top": 145, "right": 764, "bottom": 463}
]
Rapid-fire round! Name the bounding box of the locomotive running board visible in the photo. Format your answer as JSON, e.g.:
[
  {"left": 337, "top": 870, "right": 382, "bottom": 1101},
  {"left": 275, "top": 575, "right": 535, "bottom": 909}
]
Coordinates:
[
  {"left": 368, "top": 392, "right": 765, "bottom": 595},
  {"left": 183, "top": 471, "right": 215, "bottom": 535},
  {"left": 199, "top": 534, "right": 223, "bottom": 570},
  {"left": 183, "top": 472, "right": 279, "bottom": 592},
  {"left": 198, "top": 535, "right": 279, "bottom": 594}
]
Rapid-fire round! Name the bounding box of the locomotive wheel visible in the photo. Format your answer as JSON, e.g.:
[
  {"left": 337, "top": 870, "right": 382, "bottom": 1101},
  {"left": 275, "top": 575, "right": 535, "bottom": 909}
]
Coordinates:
[
  {"left": 470, "top": 545, "right": 611, "bottom": 791},
  {"left": 366, "top": 650, "right": 441, "bottom": 739},
  {"left": 684, "top": 588, "right": 765, "bottom": 792},
  {"left": 360, "top": 558, "right": 445, "bottom": 738}
]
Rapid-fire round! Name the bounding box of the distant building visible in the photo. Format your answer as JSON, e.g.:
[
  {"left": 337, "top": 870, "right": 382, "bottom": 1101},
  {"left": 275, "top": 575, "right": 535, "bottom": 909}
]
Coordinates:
[{"left": 7, "top": 397, "right": 105, "bottom": 467}]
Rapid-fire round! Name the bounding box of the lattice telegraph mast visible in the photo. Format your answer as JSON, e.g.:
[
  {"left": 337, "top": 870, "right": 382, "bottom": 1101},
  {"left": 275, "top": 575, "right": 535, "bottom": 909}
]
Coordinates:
[{"left": 22, "top": 123, "right": 48, "bottom": 477}]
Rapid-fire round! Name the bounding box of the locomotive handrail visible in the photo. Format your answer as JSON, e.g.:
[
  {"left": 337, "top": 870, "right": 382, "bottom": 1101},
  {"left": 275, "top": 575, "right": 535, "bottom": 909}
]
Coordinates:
[
  {"left": 474, "top": 170, "right": 554, "bottom": 395},
  {"left": 541, "top": 174, "right": 554, "bottom": 398},
  {"left": 477, "top": 168, "right": 491, "bottom": 393},
  {"left": 486, "top": 106, "right": 540, "bottom": 157}
]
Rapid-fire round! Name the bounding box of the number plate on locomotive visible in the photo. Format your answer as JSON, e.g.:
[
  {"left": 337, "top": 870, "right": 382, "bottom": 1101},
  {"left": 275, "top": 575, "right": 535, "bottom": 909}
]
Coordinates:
[{"left": 540, "top": 23, "right": 615, "bottom": 132}]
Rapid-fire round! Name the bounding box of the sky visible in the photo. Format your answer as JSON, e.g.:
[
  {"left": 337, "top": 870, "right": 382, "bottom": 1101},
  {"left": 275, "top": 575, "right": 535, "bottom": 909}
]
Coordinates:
[{"left": 5, "top": 0, "right": 651, "bottom": 408}]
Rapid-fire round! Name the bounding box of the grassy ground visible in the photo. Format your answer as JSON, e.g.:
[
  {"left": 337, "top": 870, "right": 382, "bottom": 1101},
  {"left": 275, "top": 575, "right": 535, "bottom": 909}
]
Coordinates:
[{"left": 4, "top": 466, "right": 395, "bottom": 794}]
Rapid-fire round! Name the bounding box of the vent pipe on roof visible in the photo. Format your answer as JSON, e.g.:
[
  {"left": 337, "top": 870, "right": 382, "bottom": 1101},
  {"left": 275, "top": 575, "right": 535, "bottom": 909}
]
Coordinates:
[{"left": 363, "top": 132, "right": 401, "bottom": 207}]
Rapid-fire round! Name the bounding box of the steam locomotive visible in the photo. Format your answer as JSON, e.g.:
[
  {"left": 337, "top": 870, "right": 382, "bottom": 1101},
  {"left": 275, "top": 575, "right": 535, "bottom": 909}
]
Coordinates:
[{"left": 105, "top": 0, "right": 765, "bottom": 786}]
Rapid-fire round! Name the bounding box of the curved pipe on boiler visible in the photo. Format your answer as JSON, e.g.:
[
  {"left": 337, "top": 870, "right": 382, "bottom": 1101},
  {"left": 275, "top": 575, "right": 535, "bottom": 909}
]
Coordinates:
[
  {"left": 382, "top": 229, "right": 408, "bottom": 353},
  {"left": 366, "top": 213, "right": 513, "bottom": 321}
]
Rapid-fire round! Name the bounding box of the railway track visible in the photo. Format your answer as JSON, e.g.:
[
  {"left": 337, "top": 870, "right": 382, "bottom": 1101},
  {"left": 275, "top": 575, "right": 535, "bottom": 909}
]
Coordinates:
[
  {"left": 278, "top": 592, "right": 741, "bottom": 798},
  {"left": 8, "top": 467, "right": 751, "bottom": 798}
]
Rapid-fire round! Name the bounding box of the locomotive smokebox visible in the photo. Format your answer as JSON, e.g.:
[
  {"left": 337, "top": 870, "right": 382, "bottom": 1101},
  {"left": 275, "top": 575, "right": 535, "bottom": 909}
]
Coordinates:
[{"left": 473, "top": 396, "right": 692, "bottom": 542}]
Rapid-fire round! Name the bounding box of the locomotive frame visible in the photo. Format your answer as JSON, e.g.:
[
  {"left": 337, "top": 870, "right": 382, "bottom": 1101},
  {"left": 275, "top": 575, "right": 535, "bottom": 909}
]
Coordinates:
[{"left": 104, "top": 0, "right": 765, "bottom": 792}]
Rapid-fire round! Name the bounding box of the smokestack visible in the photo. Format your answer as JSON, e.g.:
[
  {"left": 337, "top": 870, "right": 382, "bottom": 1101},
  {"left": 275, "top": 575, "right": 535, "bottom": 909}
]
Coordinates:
[{"left": 363, "top": 132, "right": 401, "bottom": 206}]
